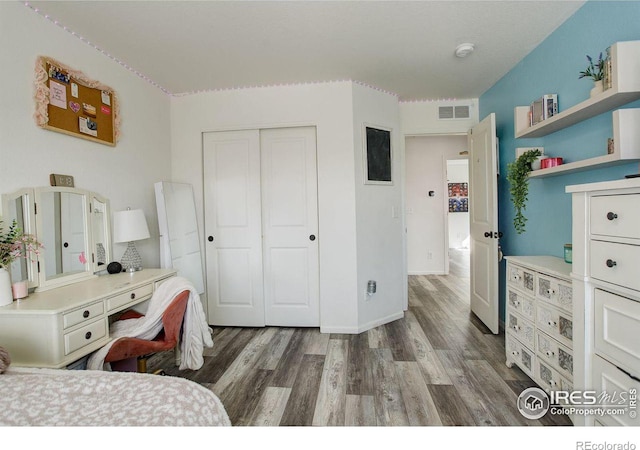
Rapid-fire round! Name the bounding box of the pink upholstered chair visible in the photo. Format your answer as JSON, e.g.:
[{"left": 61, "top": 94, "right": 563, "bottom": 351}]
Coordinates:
[{"left": 105, "top": 290, "right": 189, "bottom": 373}]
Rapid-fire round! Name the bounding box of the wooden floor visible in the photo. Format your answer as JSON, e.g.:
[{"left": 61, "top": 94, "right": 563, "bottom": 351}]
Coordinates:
[{"left": 147, "top": 249, "right": 571, "bottom": 426}]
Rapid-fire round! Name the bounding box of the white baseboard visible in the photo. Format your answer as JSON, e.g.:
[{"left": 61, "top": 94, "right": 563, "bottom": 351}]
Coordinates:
[
  {"left": 408, "top": 271, "right": 447, "bottom": 275},
  {"left": 320, "top": 310, "right": 405, "bottom": 334}
]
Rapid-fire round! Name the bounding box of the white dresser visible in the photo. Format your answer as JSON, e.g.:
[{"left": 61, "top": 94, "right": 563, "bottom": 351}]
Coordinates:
[
  {"left": 0, "top": 269, "right": 176, "bottom": 369},
  {"left": 505, "top": 256, "right": 574, "bottom": 398},
  {"left": 568, "top": 178, "right": 640, "bottom": 426}
]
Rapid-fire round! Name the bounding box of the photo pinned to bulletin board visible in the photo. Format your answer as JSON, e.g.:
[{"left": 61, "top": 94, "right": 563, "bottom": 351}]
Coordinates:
[{"left": 34, "top": 56, "right": 120, "bottom": 146}]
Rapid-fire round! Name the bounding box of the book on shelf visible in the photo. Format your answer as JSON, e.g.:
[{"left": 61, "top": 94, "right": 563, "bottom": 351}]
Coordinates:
[{"left": 603, "top": 46, "right": 613, "bottom": 91}]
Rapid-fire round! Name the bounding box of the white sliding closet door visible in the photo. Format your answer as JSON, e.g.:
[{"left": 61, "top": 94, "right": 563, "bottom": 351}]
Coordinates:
[
  {"left": 203, "top": 127, "right": 319, "bottom": 327},
  {"left": 260, "top": 127, "right": 319, "bottom": 326},
  {"left": 203, "top": 130, "right": 265, "bottom": 326}
]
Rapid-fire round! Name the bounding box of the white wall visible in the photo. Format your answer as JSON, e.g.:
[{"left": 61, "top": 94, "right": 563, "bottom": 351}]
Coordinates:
[
  {"left": 0, "top": 2, "right": 172, "bottom": 268},
  {"left": 352, "top": 83, "right": 406, "bottom": 331},
  {"left": 400, "top": 99, "right": 479, "bottom": 136},
  {"left": 446, "top": 160, "right": 470, "bottom": 249},
  {"left": 406, "top": 135, "right": 468, "bottom": 275},
  {"left": 170, "top": 82, "right": 361, "bottom": 332}
]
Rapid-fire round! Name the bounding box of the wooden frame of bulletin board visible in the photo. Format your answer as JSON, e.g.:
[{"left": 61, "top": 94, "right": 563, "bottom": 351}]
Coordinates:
[{"left": 34, "top": 56, "right": 120, "bottom": 146}]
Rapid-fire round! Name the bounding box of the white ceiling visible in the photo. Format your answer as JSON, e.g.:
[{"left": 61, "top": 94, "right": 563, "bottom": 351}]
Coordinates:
[{"left": 27, "top": 1, "right": 586, "bottom": 100}]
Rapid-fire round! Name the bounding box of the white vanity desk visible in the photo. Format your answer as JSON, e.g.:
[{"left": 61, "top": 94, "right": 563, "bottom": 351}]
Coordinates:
[{"left": 0, "top": 269, "right": 176, "bottom": 368}]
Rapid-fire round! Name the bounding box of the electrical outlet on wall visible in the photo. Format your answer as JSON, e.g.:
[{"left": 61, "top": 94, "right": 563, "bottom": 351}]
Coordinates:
[{"left": 427, "top": 252, "right": 433, "bottom": 260}]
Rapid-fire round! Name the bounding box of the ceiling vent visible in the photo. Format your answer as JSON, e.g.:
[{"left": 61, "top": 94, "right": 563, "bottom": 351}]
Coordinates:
[{"left": 438, "top": 105, "right": 471, "bottom": 120}]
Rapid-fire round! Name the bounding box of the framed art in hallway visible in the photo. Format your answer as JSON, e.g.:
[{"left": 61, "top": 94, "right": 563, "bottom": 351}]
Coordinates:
[{"left": 363, "top": 124, "right": 392, "bottom": 185}]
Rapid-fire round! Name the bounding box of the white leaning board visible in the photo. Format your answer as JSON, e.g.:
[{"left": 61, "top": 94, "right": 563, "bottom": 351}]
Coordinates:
[{"left": 154, "top": 181, "right": 205, "bottom": 294}]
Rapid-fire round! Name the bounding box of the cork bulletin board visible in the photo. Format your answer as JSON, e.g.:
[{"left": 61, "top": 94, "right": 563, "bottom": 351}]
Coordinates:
[{"left": 34, "top": 56, "right": 120, "bottom": 146}]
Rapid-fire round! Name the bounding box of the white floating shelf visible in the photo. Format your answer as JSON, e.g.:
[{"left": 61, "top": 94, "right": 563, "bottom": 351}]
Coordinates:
[
  {"left": 528, "top": 153, "right": 638, "bottom": 178},
  {"left": 528, "top": 108, "right": 640, "bottom": 178},
  {"left": 515, "top": 40, "right": 640, "bottom": 139}
]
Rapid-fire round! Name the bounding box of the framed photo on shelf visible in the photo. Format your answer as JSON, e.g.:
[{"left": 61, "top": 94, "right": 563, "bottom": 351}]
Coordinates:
[{"left": 363, "top": 124, "right": 392, "bottom": 185}]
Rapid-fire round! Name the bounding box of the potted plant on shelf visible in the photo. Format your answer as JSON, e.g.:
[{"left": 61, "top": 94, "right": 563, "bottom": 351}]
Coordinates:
[
  {"left": 579, "top": 52, "right": 605, "bottom": 97},
  {"left": 506, "top": 149, "right": 542, "bottom": 234}
]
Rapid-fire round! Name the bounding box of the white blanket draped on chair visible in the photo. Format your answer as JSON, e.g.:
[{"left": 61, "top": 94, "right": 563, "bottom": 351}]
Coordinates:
[{"left": 87, "top": 276, "right": 213, "bottom": 371}]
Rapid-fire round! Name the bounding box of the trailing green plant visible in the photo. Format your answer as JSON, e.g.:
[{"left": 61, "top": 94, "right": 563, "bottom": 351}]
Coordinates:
[
  {"left": 506, "top": 149, "right": 541, "bottom": 234},
  {"left": 579, "top": 52, "right": 605, "bottom": 81}
]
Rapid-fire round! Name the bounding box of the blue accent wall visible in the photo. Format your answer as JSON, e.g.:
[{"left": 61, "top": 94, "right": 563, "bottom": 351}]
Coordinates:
[{"left": 479, "top": 1, "right": 640, "bottom": 322}]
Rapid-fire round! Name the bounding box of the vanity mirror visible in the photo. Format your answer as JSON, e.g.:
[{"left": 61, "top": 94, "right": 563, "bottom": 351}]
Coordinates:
[
  {"left": 1, "top": 189, "right": 37, "bottom": 288},
  {"left": 35, "top": 187, "right": 91, "bottom": 290},
  {"left": 1, "top": 187, "right": 112, "bottom": 292}
]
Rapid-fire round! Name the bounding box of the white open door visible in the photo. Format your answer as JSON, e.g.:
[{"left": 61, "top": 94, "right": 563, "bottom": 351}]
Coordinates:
[{"left": 468, "top": 113, "right": 500, "bottom": 334}]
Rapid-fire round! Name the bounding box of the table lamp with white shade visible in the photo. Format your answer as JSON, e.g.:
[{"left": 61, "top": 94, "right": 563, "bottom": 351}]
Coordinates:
[{"left": 113, "top": 208, "right": 150, "bottom": 272}]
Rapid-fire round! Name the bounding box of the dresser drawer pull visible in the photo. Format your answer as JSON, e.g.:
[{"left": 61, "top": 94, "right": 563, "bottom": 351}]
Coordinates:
[
  {"left": 547, "top": 320, "right": 557, "bottom": 327},
  {"left": 546, "top": 350, "right": 555, "bottom": 357},
  {"left": 82, "top": 310, "right": 90, "bottom": 318},
  {"left": 512, "top": 300, "right": 520, "bottom": 307},
  {"left": 547, "top": 289, "right": 555, "bottom": 296},
  {"left": 512, "top": 325, "right": 521, "bottom": 331},
  {"left": 511, "top": 350, "right": 520, "bottom": 357},
  {"left": 512, "top": 274, "right": 521, "bottom": 281},
  {"left": 130, "top": 293, "right": 136, "bottom": 300},
  {"left": 85, "top": 331, "right": 92, "bottom": 340},
  {"left": 606, "top": 212, "right": 618, "bottom": 221},
  {"left": 606, "top": 259, "right": 617, "bottom": 268},
  {"left": 548, "top": 379, "right": 558, "bottom": 387}
]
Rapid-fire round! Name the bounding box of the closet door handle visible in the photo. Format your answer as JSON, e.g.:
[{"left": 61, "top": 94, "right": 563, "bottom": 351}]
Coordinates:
[
  {"left": 309, "top": 234, "right": 316, "bottom": 241},
  {"left": 207, "top": 236, "right": 214, "bottom": 242}
]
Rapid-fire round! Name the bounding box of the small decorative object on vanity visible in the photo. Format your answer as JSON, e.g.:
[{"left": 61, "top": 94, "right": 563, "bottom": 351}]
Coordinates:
[
  {"left": 11, "top": 281, "right": 28, "bottom": 300},
  {"left": 0, "top": 219, "right": 43, "bottom": 306},
  {"left": 107, "top": 261, "right": 122, "bottom": 274}
]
